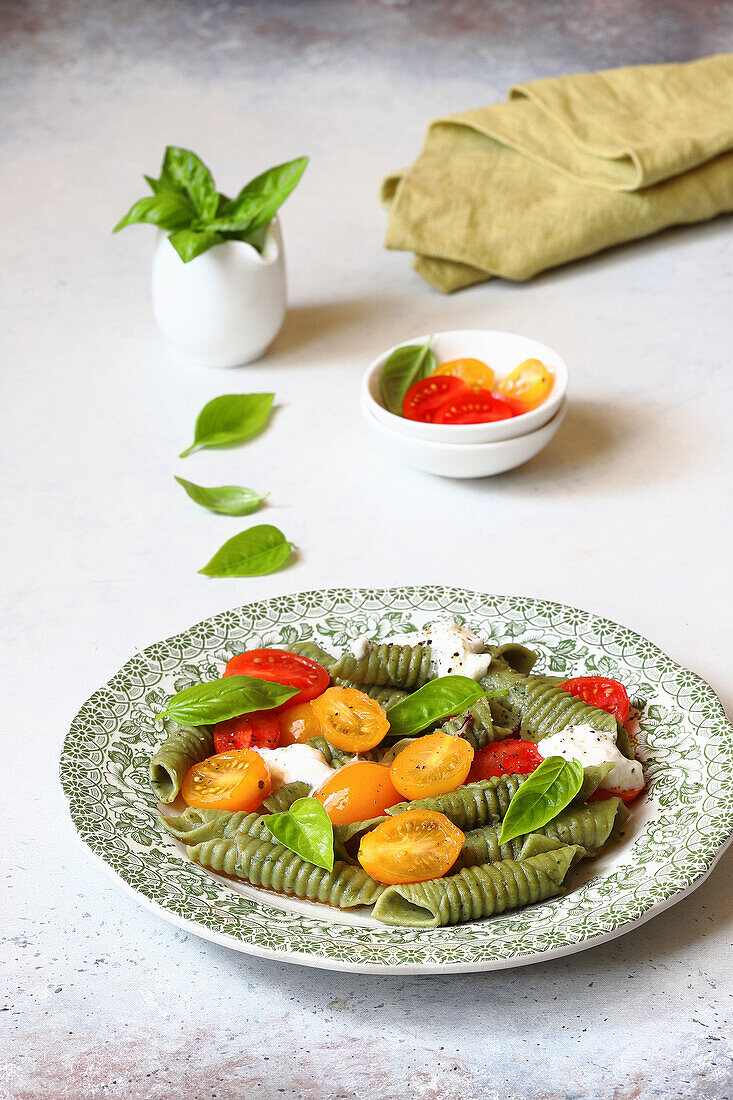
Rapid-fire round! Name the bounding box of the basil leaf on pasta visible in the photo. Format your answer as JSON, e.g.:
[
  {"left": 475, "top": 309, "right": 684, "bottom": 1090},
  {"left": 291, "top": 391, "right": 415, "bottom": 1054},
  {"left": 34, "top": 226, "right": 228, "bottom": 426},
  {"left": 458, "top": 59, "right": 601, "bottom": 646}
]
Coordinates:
[
  {"left": 386, "top": 675, "right": 488, "bottom": 737},
  {"left": 180, "top": 393, "right": 274, "bottom": 457},
  {"left": 499, "top": 756, "right": 584, "bottom": 844},
  {"left": 174, "top": 477, "right": 268, "bottom": 516},
  {"left": 198, "top": 524, "right": 294, "bottom": 577},
  {"left": 162, "top": 674, "right": 297, "bottom": 724},
  {"left": 379, "top": 340, "right": 435, "bottom": 415},
  {"left": 265, "top": 797, "right": 334, "bottom": 871}
]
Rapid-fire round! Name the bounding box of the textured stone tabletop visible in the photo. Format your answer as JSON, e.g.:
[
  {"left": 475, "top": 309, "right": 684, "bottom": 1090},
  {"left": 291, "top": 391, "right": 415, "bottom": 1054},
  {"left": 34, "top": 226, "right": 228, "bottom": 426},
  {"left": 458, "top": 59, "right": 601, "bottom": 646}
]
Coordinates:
[{"left": 2, "top": 2, "right": 732, "bottom": 1098}]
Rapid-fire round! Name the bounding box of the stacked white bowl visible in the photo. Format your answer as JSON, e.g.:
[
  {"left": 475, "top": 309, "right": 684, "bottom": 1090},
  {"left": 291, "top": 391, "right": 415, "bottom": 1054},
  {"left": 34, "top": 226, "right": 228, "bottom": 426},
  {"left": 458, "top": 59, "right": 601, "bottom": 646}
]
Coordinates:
[{"left": 360, "top": 330, "right": 568, "bottom": 478}]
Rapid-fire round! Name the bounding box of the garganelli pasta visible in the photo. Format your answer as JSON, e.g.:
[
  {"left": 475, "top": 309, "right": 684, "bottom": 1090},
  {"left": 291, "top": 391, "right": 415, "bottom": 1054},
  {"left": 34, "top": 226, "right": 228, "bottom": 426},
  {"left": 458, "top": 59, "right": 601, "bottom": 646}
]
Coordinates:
[{"left": 152, "top": 620, "right": 642, "bottom": 927}]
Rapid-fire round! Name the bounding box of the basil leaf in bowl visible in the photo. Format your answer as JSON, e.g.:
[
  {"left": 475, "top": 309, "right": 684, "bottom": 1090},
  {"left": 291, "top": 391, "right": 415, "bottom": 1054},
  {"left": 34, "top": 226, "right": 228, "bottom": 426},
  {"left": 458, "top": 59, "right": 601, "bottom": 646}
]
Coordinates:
[{"left": 379, "top": 339, "right": 435, "bottom": 415}]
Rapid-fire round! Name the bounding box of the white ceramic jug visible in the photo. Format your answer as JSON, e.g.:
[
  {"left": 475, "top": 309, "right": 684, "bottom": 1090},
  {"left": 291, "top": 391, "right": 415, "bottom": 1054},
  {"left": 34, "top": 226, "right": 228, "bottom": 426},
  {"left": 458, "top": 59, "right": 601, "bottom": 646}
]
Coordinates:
[{"left": 151, "top": 218, "right": 286, "bottom": 368}]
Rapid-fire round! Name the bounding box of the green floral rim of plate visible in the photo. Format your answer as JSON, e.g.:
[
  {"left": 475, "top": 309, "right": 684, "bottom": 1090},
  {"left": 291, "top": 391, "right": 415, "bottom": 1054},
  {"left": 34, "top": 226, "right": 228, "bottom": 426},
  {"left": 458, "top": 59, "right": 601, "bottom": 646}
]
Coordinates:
[{"left": 60, "top": 587, "right": 733, "bottom": 972}]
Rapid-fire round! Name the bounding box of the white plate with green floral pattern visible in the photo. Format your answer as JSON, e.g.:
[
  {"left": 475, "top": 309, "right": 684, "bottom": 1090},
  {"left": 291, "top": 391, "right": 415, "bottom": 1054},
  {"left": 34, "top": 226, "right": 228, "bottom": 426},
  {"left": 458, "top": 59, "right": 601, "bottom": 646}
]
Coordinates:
[{"left": 60, "top": 587, "right": 733, "bottom": 974}]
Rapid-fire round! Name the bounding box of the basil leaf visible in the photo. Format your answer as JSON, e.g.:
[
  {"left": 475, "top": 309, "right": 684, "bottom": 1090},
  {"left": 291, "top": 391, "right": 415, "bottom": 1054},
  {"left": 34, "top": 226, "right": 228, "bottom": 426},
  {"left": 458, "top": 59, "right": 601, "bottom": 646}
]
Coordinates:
[
  {"left": 386, "top": 675, "right": 487, "bottom": 738},
  {"left": 168, "top": 228, "right": 226, "bottom": 263},
  {"left": 174, "top": 477, "right": 268, "bottom": 517},
  {"left": 265, "top": 797, "right": 334, "bottom": 871},
  {"left": 198, "top": 524, "right": 294, "bottom": 577},
  {"left": 157, "top": 146, "right": 219, "bottom": 221},
  {"left": 379, "top": 339, "right": 436, "bottom": 415},
  {"left": 215, "top": 156, "right": 308, "bottom": 237},
  {"left": 180, "top": 393, "right": 274, "bottom": 457},
  {"left": 499, "top": 756, "right": 584, "bottom": 845},
  {"left": 162, "top": 674, "right": 298, "bottom": 724},
  {"left": 113, "top": 192, "right": 194, "bottom": 233}
]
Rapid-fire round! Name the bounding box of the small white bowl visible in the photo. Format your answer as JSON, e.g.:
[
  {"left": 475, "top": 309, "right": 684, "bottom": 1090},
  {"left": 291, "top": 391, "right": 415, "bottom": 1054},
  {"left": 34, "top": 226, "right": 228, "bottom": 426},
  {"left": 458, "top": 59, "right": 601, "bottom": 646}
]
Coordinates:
[
  {"left": 362, "top": 329, "right": 568, "bottom": 443},
  {"left": 363, "top": 398, "right": 567, "bottom": 479}
]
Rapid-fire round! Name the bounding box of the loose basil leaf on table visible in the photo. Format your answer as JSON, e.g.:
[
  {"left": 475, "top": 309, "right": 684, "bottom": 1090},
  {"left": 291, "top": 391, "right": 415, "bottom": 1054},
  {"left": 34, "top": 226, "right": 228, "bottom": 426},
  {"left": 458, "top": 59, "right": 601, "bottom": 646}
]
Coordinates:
[
  {"left": 180, "top": 393, "right": 274, "bottom": 457},
  {"left": 499, "top": 756, "right": 584, "bottom": 845},
  {"left": 265, "top": 797, "right": 335, "bottom": 872},
  {"left": 379, "top": 339, "right": 436, "bottom": 415},
  {"left": 113, "top": 191, "right": 195, "bottom": 233},
  {"left": 162, "top": 674, "right": 298, "bottom": 725},
  {"left": 174, "top": 477, "right": 268, "bottom": 517},
  {"left": 386, "top": 675, "right": 488, "bottom": 738},
  {"left": 199, "top": 524, "right": 294, "bottom": 577}
]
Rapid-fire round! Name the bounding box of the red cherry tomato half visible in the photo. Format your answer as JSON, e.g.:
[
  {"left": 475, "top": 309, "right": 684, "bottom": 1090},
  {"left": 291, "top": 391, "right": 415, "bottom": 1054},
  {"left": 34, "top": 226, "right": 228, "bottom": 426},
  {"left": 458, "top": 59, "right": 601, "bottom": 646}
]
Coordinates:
[
  {"left": 213, "top": 712, "right": 281, "bottom": 754},
  {"left": 402, "top": 376, "right": 469, "bottom": 422},
  {"left": 224, "top": 649, "right": 330, "bottom": 712},
  {"left": 468, "top": 738, "right": 542, "bottom": 782},
  {"left": 434, "top": 390, "right": 514, "bottom": 425},
  {"left": 588, "top": 786, "right": 644, "bottom": 805},
  {"left": 560, "top": 676, "right": 630, "bottom": 725}
]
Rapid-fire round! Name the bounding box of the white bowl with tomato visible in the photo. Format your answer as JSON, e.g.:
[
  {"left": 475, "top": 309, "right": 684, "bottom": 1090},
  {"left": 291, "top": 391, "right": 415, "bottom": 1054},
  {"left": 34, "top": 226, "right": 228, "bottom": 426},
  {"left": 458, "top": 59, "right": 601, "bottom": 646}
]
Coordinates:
[
  {"left": 362, "top": 329, "right": 569, "bottom": 444},
  {"left": 363, "top": 396, "right": 567, "bottom": 479}
]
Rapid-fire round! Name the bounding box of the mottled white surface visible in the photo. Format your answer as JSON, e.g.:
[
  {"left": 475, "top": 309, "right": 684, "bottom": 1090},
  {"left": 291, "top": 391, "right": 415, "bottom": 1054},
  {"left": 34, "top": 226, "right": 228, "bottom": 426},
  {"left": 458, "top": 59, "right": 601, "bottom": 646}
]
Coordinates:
[{"left": 2, "top": 2, "right": 732, "bottom": 1098}]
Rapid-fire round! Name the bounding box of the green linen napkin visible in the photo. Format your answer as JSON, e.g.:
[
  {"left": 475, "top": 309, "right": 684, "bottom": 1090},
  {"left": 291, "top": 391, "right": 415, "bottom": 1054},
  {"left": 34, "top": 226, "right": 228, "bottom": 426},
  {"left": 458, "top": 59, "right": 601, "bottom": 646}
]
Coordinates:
[{"left": 382, "top": 54, "right": 733, "bottom": 292}]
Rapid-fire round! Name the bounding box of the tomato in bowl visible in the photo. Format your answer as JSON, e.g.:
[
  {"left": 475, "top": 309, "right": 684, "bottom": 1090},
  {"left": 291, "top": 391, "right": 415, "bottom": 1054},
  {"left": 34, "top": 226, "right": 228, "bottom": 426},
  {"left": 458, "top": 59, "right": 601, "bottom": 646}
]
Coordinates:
[{"left": 362, "top": 329, "right": 568, "bottom": 445}]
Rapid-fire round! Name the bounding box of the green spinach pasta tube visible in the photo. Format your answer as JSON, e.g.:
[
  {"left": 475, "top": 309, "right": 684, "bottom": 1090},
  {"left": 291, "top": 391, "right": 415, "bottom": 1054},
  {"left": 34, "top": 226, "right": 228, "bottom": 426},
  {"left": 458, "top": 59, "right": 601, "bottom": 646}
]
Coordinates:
[
  {"left": 263, "top": 781, "right": 311, "bottom": 812},
  {"left": 437, "top": 696, "right": 515, "bottom": 751},
  {"left": 185, "top": 835, "right": 385, "bottom": 908},
  {"left": 456, "top": 798, "right": 627, "bottom": 869},
  {"left": 285, "top": 641, "right": 336, "bottom": 669},
  {"left": 488, "top": 643, "right": 538, "bottom": 676},
  {"left": 387, "top": 774, "right": 528, "bottom": 830},
  {"left": 304, "top": 734, "right": 382, "bottom": 766},
  {"left": 160, "top": 807, "right": 260, "bottom": 845},
  {"left": 481, "top": 667, "right": 631, "bottom": 755},
  {"left": 331, "top": 678, "right": 408, "bottom": 710},
  {"left": 372, "top": 845, "right": 581, "bottom": 928},
  {"left": 330, "top": 642, "right": 432, "bottom": 689},
  {"left": 149, "top": 723, "right": 214, "bottom": 803}
]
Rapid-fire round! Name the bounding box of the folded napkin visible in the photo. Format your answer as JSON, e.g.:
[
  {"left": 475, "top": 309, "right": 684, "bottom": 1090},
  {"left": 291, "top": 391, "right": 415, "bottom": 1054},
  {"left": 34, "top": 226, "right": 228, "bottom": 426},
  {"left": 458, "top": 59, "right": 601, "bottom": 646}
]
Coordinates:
[{"left": 382, "top": 54, "right": 733, "bottom": 291}]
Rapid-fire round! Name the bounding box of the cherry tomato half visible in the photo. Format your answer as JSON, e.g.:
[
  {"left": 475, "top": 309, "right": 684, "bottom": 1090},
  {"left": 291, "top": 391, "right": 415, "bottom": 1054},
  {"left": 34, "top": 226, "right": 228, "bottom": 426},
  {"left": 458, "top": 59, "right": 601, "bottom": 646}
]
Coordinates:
[
  {"left": 467, "top": 738, "right": 542, "bottom": 783},
  {"left": 213, "top": 713, "right": 281, "bottom": 754},
  {"left": 180, "top": 750, "right": 271, "bottom": 812},
  {"left": 313, "top": 761, "right": 402, "bottom": 825},
  {"left": 433, "top": 390, "right": 514, "bottom": 425},
  {"left": 277, "top": 700, "right": 322, "bottom": 746},
  {"left": 224, "top": 649, "right": 330, "bottom": 712},
  {"left": 390, "top": 731, "right": 474, "bottom": 801},
  {"left": 496, "top": 359, "right": 554, "bottom": 414},
  {"left": 431, "top": 358, "right": 495, "bottom": 392},
  {"left": 358, "top": 809, "right": 465, "bottom": 884},
  {"left": 402, "top": 376, "right": 468, "bottom": 422},
  {"left": 588, "top": 786, "right": 644, "bottom": 805},
  {"left": 560, "top": 677, "right": 630, "bottom": 725},
  {"left": 310, "top": 686, "right": 389, "bottom": 753}
]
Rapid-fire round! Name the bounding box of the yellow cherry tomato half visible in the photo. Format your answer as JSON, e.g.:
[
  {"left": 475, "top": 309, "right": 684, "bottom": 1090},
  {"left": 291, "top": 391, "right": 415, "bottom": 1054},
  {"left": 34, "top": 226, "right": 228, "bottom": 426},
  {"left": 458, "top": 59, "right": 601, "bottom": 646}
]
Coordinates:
[
  {"left": 358, "top": 809, "right": 465, "bottom": 884},
  {"left": 390, "top": 731, "right": 474, "bottom": 801},
  {"left": 310, "top": 686, "right": 390, "bottom": 753},
  {"left": 313, "top": 761, "right": 402, "bottom": 825},
  {"left": 277, "top": 700, "right": 322, "bottom": 746},
  {"left": 180, "top": 750, "right": 271, "bottom": 812},
  {"left": 431, "top": 357, "right": 495, "bottom": 392},
  {"left": 495, "top": 358, "right": 554, "bottom": 414}
]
